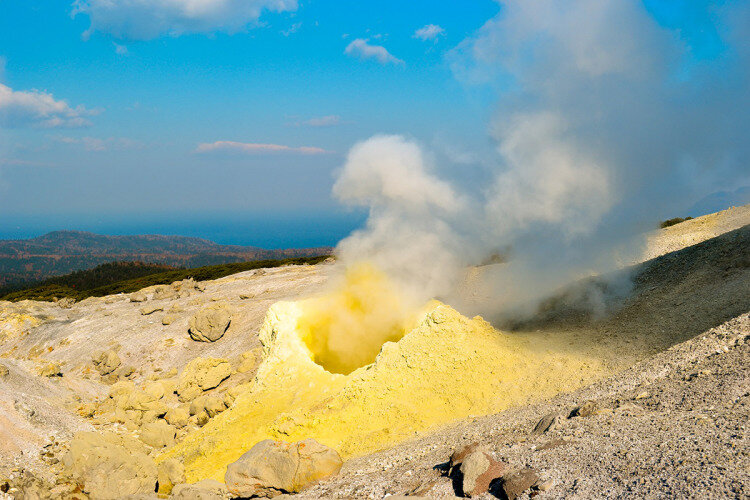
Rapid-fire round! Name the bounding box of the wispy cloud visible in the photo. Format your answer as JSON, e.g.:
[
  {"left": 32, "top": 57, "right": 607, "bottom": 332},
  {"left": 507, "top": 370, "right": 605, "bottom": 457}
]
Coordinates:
[
  {"left": 345, "top": 39, "right": 403, "bottom": 65},
  {"left": 0, "top": 158, "right": 57, "bottom": 168},
  {"left": 0, "top": 83, "right": 98, "bottom": 128},
  {"left": 282, "top": 22, "right": 302, "bottom": 37},
  {"left": 113, "top": 42, "right": 129, "bottom": 55},
  {"left": 55, "top": 136, "right": 140, "bottom": 151},
  {"left": 73, "top": 0, "right": 298, "bottom": 40},
  {"left": 195, "top": 141, "right": 330, "bottom": 155},
  {"left": 413, "top": 24, "right": 445, "bottom": 41},
  {"left": 295, "top": 115, "right": 342, "bottom": 127}
]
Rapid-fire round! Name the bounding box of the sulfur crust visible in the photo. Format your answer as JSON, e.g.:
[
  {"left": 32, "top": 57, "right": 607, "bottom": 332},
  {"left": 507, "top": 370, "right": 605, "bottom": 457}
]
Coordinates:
[{"left": 161, "top": 297, "right": 613, "bottom": 483}]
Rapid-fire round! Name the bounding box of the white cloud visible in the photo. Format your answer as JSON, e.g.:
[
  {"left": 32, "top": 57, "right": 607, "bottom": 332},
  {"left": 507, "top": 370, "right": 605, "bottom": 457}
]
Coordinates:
[
  {"left": 72, "top": 0, "right": 298, "bottom": 40},
  {"left": 298, "top": 115, "right": 341, "bottom": 127},
  {"left": 55, "top": 136, "right": 140, "bottom": 151},
  {"left": 113, "top": 42, "right": 129, "bottom": 55},
  {"left": 413, "top": 24, "right": 445, "bottom": 41},
  {"left": 281, "top": 22, "right": 302, "bottom": 36},
  {"left": 195, "top": 141, "right": 330, "bottom": 155},
  {"left": 0, "top": 83, "right": 97, "bottom": 128},
  {"left": 345, "top": 39, "right": 403, "bottom": 65}
]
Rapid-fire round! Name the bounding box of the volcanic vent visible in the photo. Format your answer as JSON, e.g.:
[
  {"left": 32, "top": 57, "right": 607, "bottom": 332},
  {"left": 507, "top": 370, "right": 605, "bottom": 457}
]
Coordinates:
[{"left": 163, "top": 264, "right": 618, "bottom": 482}]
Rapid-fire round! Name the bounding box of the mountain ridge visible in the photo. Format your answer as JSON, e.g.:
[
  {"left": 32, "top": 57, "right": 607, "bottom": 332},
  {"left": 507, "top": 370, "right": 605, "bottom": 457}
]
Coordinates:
[{"left": 0, "top": 230, "right": 332, "bottom": 286}]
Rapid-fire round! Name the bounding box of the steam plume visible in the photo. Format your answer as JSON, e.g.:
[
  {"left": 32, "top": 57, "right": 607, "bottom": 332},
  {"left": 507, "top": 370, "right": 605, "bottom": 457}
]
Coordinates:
[{"left": 334, "top": 0, "right": 750, "bottom": 319}]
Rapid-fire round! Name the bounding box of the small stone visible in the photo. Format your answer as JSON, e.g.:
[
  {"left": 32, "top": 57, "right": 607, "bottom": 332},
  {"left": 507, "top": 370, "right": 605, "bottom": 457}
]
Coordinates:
[
  {"left": 164, "top": 407, "right": 190, "bottom": 428},
  {"left": 0, "top": 364, "right": 9, "bottom": 378},
  {"left": 536, "top": 479, "right": 555, "bottom": 492},
  {"left": 204, "top": 395, "right": 227, "bottom": 418},
  {"left": 162, "top": 314, "right": 177, "bottom": 326},
  {"left": 531, "top": 413, "right": 558, "bottom": 434},
  {"left": 140, "top": 305, "right": 164, "bottom": 316},
  {"left": 459, "top": 449, "right": 505, "bottom": 497},
  {"left": 448, "top": 442, "right": 481, "bottom": 472},
  {"left": 93, "top": 350, "right": 121, "bottom": 376},
  {"left": 635, "top": 391, "right": 650, "bottom": 400},
  {"left": 38, "top": 363, "right": 62, "bottom": 377},
  {"left": 156, "top": 458, "right": 185, "bottom": 496},
  {"left": 130, "top": 291, "right": 148, "bottom": 303},
  {"left": 493, "top": 468, "right": 539, "bottom": 500},
  {"left": 569, "top": 400, "right": 597, "bottom": 418},
  {"left": 196, "top": 411, "right": 210, "bottom": 427}
]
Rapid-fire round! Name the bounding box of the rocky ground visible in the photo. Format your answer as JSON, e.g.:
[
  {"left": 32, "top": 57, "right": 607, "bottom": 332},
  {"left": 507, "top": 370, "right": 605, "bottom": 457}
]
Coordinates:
[{"left": 0, "top": 205, "right": 747, "bottom": 499}]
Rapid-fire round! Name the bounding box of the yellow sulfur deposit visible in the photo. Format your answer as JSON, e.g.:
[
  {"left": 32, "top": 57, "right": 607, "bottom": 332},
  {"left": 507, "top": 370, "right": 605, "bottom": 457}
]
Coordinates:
[
  {"left": 0, "top": 306, "right": 41, "bottom": 343},
  {"left": 162, "top": 265, "right": 616, "bottom": 482}
]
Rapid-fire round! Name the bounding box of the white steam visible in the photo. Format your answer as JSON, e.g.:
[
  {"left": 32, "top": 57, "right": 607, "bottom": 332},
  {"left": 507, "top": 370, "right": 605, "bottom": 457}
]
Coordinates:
[{"left": 333, "top": 0, "right": 750, "bottom": 320}]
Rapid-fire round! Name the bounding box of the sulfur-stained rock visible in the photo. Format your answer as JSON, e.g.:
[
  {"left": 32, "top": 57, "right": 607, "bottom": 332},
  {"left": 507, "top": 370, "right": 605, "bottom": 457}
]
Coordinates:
[
  {"left": 196, "top": 411, "right": 210, "bottom": 427},
  {"left": 156, "top": 458, "right": 185, "bottom": 497},
  {"left": 140, "top": 305, "right": 164, "bottom": 316},
  {"left": 176, "top": 358, "right": 231, "bottom": 402},
  {"left": 204, "top": 395, "right": 227, "bottom": 418},
  {"left": 93, "top": 350, "right": 121, "bottom": 376},
  {"left": 140, "top": 420, "right": 176, "bottom": 449},
  {"left": 189, "top": 395, "right": 208, "bottom": 416},
  {"left": 236, "top": 348, "right": 262, "bottom": 374},
  {"left": 130, "top": 291, "right": 148, "bottom": 303},
  {"left": 171, "top": 479, "right": 229, "bottom": 500},
  {"left": 0, "top": 364, "right": 9, "bottom": 379},
  {"left": 38, "top": 362, "right": 62, "bottom": 377},
  {"left": 153, "top": 285, "right": 177, "bottom": 301},
  {"left": 63, "top": 431, "right": 157, "bottom": 500},
  {"left": 569, "top": 400, "right": 598, "bottom": 418},
  {"left": 224, "top": 439, "right": 343, "bottom": 498},
  {"left": 162, "top": 314, "right": 177, "bottom": 326},
  {"left": 188, "top": 302, "right": 232, "bottom": 342},
  {"left": 165, "top": 407, "right": 190, "bottom": 428}
]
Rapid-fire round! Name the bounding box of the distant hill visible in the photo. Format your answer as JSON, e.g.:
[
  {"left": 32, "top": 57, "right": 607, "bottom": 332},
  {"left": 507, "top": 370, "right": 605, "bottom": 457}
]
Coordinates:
[
  {"left": 0, "top": 230, "right": 332, "bottom": 287},
  {"left": 0, "top": 255, "right": 330, "bottom": 302}
]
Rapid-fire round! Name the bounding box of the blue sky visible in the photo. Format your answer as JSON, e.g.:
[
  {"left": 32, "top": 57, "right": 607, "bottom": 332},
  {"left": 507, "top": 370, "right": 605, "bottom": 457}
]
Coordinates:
[
  {"left": 0, "top": 1, "right": 747, "bottom": 247},
  {"left": 0, "top": 0, "right": 498, "bottom": 244}
]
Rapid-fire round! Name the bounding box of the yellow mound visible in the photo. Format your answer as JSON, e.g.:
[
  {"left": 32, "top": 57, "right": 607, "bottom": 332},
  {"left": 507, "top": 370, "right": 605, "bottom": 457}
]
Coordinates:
[{"left": 162, "top": 266, "right": 616, "bottom": 482}]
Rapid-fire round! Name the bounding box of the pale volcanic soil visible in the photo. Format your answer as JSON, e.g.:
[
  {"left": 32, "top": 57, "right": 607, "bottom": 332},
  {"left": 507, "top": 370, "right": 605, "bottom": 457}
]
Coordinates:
[{"left": 0, "top": 205, "right": 748, "bottom": 499}]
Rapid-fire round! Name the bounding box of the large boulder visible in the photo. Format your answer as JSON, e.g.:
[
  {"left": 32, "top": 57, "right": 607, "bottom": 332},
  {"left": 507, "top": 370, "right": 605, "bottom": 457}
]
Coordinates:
[
  {"left": 177, "top": 358, "right": 232, "bottom": 402},
  {"left": 188, "top": 303, "right": 232, "bottom": 342},
  {"left": 63, "top": 431, "right": 157, "bottom": 500},
  {"left": 224, "top": 439, "right": 343, "bottom": 498}
]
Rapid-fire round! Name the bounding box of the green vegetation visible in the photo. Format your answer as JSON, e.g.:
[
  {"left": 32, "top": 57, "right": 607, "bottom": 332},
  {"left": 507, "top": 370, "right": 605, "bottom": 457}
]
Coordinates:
[
  {"left": 660, "top": 217, "right": 693, "bottom": 229},
  {"left": 0, "top": 255, "right": 331, "bottom": 303}
]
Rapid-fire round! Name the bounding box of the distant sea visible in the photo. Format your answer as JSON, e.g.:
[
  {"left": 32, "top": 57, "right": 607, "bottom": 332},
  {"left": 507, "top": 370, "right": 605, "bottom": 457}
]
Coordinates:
[{"left": 0, "top": 210, "right": 368, "bottom": 249}]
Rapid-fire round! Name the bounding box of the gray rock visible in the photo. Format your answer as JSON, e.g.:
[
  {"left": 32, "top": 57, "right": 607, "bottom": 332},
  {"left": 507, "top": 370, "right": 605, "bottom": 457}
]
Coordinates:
[
  {"left": 493, "top": 468, "right": 539, "bottom": 500},
  {"left": 532, "top": 413, "right": 559, "bottom": 434},
  {"left": 569, "top": 400, "right": 598, "bottom": 418}
]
